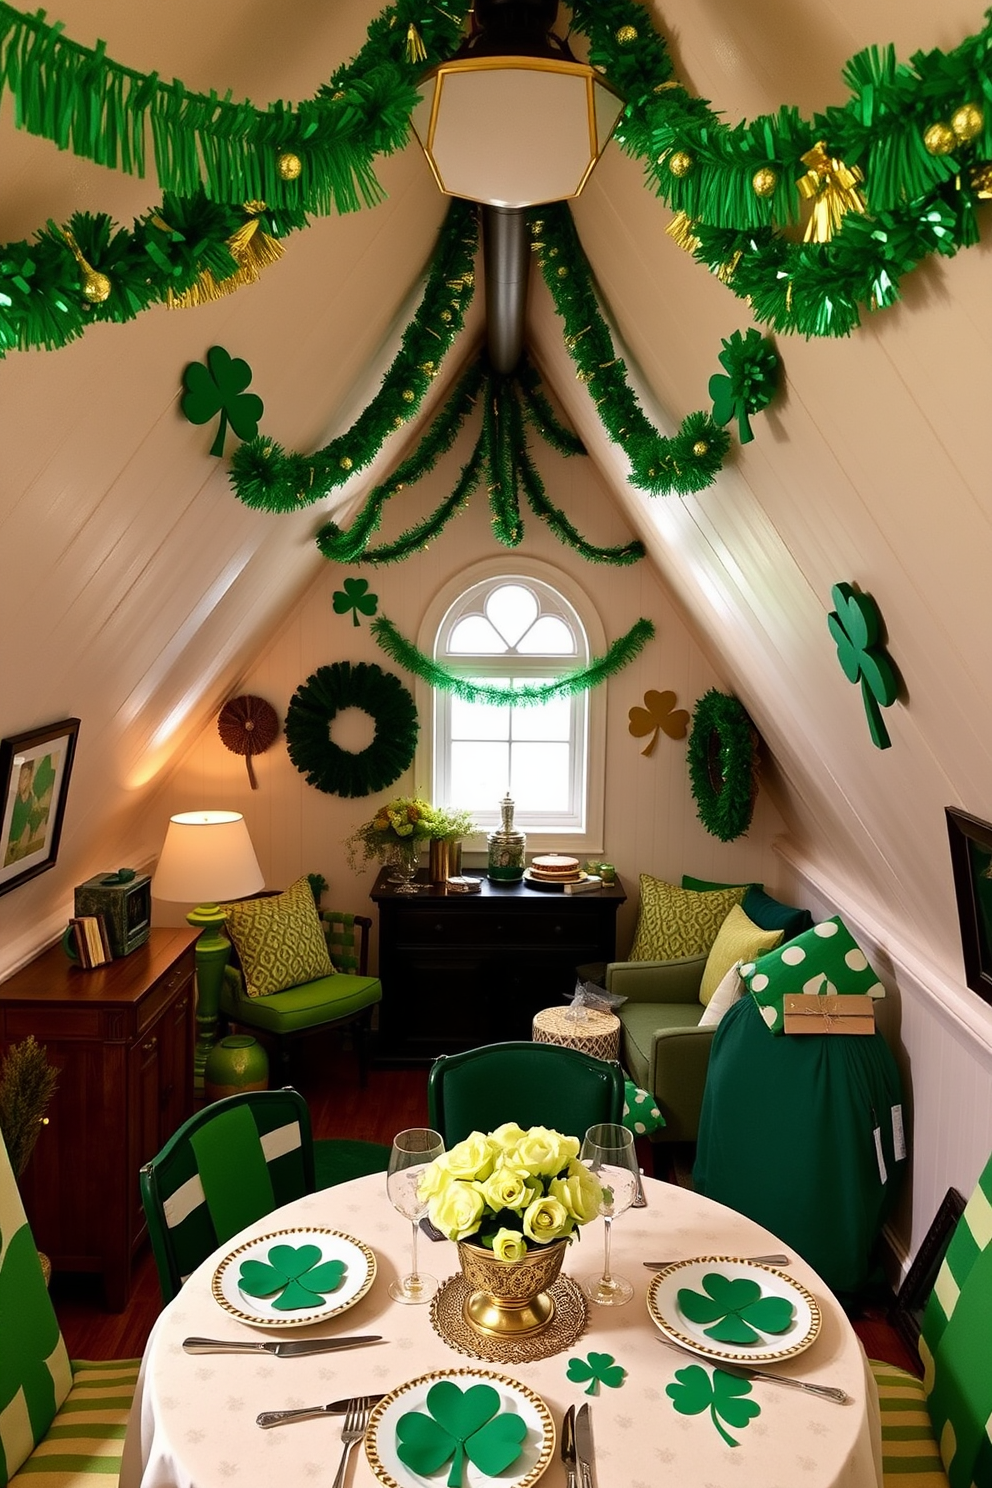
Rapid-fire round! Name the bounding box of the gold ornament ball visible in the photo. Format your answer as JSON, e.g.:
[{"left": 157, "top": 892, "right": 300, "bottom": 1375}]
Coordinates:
[
  {"left": 277, "top": 151, "right": 303, "bottom": 180},
  {"left": 692, "top": 440, "right": 709, "bottom": 457},
  {"left": 669, "top": 150, "right": 693, "bottom": 178},
  {"left": 951, "top": 102, "right": 984, "bottom": 142},
  {"left": 752, "top": 165, "right": 778, "bottom": 198},
  {"left": 616, "top": 24, "right": 637, "bottom": 43},
  {"left": 339, "top": 456, "right": 353, "bottom": 470},
  {"left": 923, "top": 121, "right": 956, "bottom": 157},
  {"left": 82, "top": 270, "right": 111, "bottom": 303},
  {"left": 401, "top": 389, "right": 415, "bottom": 403}
]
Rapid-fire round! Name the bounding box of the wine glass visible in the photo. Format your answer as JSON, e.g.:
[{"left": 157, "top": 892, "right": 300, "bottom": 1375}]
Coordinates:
[
  {"left": 391, "top": 842, "right": 420, "bottom": 895},
  {"left": 387, "top": 1128, "right": 445, "bottom": 1303},
  {"left": 580, "top": 1122, "right": 639, "bottom": 1305}
]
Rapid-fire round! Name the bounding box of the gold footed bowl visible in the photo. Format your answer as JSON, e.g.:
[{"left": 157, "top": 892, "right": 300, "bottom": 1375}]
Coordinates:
[{"left": 457, "top": 1238, "right": 568, "bottom": 1338}]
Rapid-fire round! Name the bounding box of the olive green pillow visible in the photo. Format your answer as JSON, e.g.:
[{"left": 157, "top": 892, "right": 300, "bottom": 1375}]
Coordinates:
[
  {"left": 698, "top": 904, "right": 783, "bottom": 1005},
  {"left": 628, "top": 876, "right": 747, "bottom": 961},
  {"left": 225, "top": 876, "right": 334, "bottom": 999}
]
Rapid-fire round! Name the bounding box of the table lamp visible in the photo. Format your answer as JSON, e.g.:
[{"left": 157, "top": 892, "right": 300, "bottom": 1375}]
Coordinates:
[{"left": 153, "top": 810, "right": 264, "bottom": 1096}]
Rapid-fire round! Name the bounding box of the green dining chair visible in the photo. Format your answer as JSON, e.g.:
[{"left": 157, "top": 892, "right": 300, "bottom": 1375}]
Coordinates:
[
  {"left": 427, "top": 1040, "right": 624, "bottom": 1146},
  {"left": 870, "top": 1148, "right": 992, "bottom": 1487},
  {"left": 0, "top": 1131, "right": 139, "bottom": 1488}
]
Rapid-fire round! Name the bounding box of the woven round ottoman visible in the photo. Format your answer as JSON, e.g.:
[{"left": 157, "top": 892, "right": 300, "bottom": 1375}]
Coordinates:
[{"left": 532, "top": 1005, "right": 620, "bottom": 1062}]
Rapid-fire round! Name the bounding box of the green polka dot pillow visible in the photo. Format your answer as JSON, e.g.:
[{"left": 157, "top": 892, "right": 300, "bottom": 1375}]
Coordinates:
[
  {"left": 623, "top": 1079, "right": 666, "bottom": 1135},
  {"left": 740, "top": 915, "right": 885, "bottom": 1035}
]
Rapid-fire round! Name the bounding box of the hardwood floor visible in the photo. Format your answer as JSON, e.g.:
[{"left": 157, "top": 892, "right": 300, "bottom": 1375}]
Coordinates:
[{"left": 50, "top": 1045, "right": 920, "bottom": 1375}]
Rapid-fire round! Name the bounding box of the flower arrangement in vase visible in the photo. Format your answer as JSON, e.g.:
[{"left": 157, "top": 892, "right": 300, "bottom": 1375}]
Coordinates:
[
  {"left": 344, "top": 796, "right": 432, "bottom": 873},
  {"left": 418, "top": 1124, "right": 602, "bottom": 1338}
]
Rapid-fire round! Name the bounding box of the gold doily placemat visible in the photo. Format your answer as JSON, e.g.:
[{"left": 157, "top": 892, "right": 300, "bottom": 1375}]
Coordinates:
[{"left": 430, "top": 1271, "right": 588, "bottom": 1364}]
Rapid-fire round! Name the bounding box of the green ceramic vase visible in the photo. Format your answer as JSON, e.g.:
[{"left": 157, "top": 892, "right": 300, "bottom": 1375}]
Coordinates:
[{"left": 204, "top": 1034, "right": 269, "bottom": 1103}]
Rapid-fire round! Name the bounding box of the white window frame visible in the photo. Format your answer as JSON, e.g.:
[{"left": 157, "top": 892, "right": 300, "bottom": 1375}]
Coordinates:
[{"left": 414, "top": 557, "right": 606, "bottom": 856}]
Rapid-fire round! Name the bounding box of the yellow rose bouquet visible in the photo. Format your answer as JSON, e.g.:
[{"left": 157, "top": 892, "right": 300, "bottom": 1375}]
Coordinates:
[{"left": 417, "top": 1124, "right": 602, "bottom": 1257}]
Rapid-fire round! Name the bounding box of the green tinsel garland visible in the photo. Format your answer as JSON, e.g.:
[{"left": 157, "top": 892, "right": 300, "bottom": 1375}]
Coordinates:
[
  {"left": 313, "top": 348, "right": 647, "bottom": 566},
  {"left": 0, "top": 0, "right": 470, "bottom": 215},
  {"left": 371, "top": 614, "right": 656, "bottom": 704},
  {"left": 686, "top": 689, "right": 759, "bottom": 842},
  {"left": 533, "top": 204, "right": 732, "bottom": 495},
  {"left": 284, "top": 660, "right": 418, "bottom": 798},
  {"left": 228, "top": 199, "right": 477, "bottom": 509}
]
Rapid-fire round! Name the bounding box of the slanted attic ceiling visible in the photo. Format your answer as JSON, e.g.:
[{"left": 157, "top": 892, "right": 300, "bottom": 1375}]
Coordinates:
[{"left": 1, "top": 0, "right": 992, "bottom": 1044}]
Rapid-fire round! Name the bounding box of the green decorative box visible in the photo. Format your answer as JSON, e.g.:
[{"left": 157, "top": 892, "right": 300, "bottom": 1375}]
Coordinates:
[{"left": 73, "top": 871, "right": 151, "bottom": 958}]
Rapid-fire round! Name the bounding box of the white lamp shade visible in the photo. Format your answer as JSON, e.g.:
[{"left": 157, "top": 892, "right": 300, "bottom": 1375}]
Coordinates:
[{"left": 153, "top": 810, "right": 264, "bottom": 904}]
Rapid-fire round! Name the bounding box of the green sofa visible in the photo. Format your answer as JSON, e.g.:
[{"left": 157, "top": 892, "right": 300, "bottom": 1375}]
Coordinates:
[{"left": 607, "top": 886, "right": 813, "bottom": 1142}]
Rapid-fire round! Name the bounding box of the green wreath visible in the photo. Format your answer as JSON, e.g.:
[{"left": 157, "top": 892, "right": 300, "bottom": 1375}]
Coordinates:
[
  {"left": 285, "top": 661, "right": 418, "bottom": 798},
  {"left": 686, "top": 689, "right": 758, "bottom": 842}
]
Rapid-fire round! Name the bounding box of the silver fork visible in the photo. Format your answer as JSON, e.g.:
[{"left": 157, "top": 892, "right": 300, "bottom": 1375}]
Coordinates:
[{"left": 331, "top": 1397, "right": 371, "bottom": 1488}]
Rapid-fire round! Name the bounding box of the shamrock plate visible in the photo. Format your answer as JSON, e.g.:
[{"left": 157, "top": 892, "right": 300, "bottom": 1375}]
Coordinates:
[
  {"left": 365, "top": 1368, "right": 555, "bottom": 1488},
  {"left": 211, "top": 1227, "right": 376, "bottom": 1329},
  {"left": 647, "top": 1258, "right": 820, "bottom": 1364}
]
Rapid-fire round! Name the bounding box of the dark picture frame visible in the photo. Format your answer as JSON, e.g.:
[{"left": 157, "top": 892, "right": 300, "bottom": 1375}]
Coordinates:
[
  {"left": 945, "top": 806, "right": 992, "bottom": 1007},
  {"left": 0, "top": 718, "right": 80, "bottom": 897},
  {"left": 891, "top": 1185, "right": 966, "bottom": 1354}
]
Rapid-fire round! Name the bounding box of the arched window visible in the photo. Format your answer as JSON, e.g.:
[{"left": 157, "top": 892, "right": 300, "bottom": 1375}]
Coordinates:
[{"left": 424, "top": 568, "right": 604, "bottom": 844}]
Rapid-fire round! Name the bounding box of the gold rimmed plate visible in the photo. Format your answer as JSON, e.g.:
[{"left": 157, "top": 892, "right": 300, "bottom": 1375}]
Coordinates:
[
  {"left": 211, "top": 1226, "right": 376, "bottom": 1329},
  {"left": 365, "top": 1368, "right": 555, "bottom": 1488},
  {"left": 647, "top": 1257, "right": 820, "bottom": 1364}
]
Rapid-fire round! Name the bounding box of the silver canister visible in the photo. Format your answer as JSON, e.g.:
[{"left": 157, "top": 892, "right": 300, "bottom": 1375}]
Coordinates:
[{"left": 487, "top": 792, "right": 526, "bottom": 883}]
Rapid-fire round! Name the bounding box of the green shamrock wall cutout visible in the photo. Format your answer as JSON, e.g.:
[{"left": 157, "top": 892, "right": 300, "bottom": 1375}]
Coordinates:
[
  {"left": 181, "top": 345, "right": 264, "bottom": 457},
  {"left": 677, "top": 1273, "right": 795, "bottom": 1344},
  {"left": 566, "top": 1352, "right": 626, "bottom": 1395},
  {"left": 708, "top": 328, "right": 779, "bottom": 446},
  {"left": 827, "top": 581, "right": 899, "bottom": 750},
  {"left": 666, "top": 1364, "right": 760, "bottom": 1448},
  {"left": 628, "top": 689, "right": 690, "bottom": 755},
  {"left": 237, "top": 1243, "right": 346, "bottom": 1310},
  {"left": 333, "top": 577, "right": 379, "bottom": 627},
  {"left": 396, "top": 1382, "right": 526, "bottom": 1487}
]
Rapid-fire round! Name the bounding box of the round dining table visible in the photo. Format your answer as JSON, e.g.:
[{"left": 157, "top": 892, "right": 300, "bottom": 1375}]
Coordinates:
[{"left": 121, "top": 1171, "right": 882, "bottom": 1488}]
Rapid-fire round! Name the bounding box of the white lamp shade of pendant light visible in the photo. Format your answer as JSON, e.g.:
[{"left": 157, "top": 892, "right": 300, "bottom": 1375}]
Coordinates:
[
  {"left": 152, "top": 810, "right": 264, "bottom": 904},
  {"left": 410, "top": 57, "right": 623, "bottom": 209}
]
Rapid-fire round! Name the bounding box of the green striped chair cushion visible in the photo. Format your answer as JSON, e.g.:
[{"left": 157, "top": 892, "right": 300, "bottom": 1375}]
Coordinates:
[
  {"left": 919, "top": 1150, "right": 992, "bottom": 1488},
  {"left": 7, "top": 1360, "right": 140, "bottom": 1488},
  {"left": 870, "top": 1361, "right": 948, "bottom": 1487}
]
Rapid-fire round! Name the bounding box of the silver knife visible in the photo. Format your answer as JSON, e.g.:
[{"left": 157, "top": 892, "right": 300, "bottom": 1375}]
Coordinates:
[
  {"left": 643, "top": 1252, "right": 789, "bottom": 1270},
  {"left": 257, "top": 1394, "right": 386, "bottom": 1429},
  {"left": 574, "top": 1402, "right": 594, "bottom": 1488},
  {"left": 182, "top": 1335, "right": 383, "bottom": 1357},
  {"left": 559, "top": 1404, "right": 577, "bottom": 1488}
]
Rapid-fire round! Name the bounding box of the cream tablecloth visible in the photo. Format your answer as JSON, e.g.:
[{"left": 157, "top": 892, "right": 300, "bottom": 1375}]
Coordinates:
[{"left": 121, "top": 1173, "right": 882, "bottom": 1488}]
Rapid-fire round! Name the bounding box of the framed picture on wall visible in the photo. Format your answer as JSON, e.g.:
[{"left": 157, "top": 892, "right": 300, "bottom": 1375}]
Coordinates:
[
  {"left": 945, "top": 806, "right": 992, "bottom": 1008},
  {"left": 0, "top": 718, "right": 80, "bottom": 897}
]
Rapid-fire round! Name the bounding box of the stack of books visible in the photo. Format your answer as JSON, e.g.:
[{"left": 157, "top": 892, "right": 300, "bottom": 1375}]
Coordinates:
[{"left": 68, "top": 914, "right": 113, "bottom": 968}]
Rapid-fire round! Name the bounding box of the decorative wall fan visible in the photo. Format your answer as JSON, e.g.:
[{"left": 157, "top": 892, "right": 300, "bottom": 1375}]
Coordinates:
[{"left": 217, "top": 695, "right": 279, "bottom": 789}]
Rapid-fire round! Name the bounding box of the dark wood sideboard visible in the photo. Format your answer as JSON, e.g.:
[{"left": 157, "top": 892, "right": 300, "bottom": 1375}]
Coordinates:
[
  {"left": 370, "top": 870, "right": 626, "bottom": 1062},
  {"left": 0, "top": 926, "right": 199, "bottom": 1310}
]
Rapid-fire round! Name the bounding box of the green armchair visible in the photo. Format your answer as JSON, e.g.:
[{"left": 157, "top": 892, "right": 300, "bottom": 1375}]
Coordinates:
[
  {"left": 606, "top": 955, "right": 712, "bottom": 1143},
  {"left": 220, "top": 908, "right": 381, "bottom": 1083}
]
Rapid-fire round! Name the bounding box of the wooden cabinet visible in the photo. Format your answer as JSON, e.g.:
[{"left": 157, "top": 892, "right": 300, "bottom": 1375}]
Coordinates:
[
  {"left": 370, "top": 872, "right": 625, "bottom": 1061},
  {"left": 0, "top": 927, "right": 198, "bottom": 1310}
]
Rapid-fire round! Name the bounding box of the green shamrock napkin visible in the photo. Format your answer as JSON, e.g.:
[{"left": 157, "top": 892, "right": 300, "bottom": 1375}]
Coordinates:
[
  {"left": 396, "top": 1381, "right": 526, "bottom": 1487},
  {"left": 677, "top": 1272, "right": 795, "bottom": 1344},
  {"left": 740, "top": 915, "right": 884, "bottom": 1035},
  {"left": 238, "top": 1244, "right": 346, "bottom": 1309}
]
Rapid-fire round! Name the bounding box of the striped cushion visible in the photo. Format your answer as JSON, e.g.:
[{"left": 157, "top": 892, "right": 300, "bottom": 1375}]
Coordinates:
[
  {"left": 870, "top": 1361, "right": 948, "bottom": 1486},
  {"left": 7, "top": 1360, "right": 139, "bottom": 1488}
]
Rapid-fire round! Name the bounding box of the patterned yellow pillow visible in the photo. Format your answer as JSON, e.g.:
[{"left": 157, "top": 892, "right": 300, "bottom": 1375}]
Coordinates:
[
  {"left": 628, "top": 877, "right": 747, "bottom": 962},
  {"left": 225, "top": 876, "right": 334, "bottom": 998},
  {"left": 698, "top": 904, "right": 783, "bottom": 1004}
]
